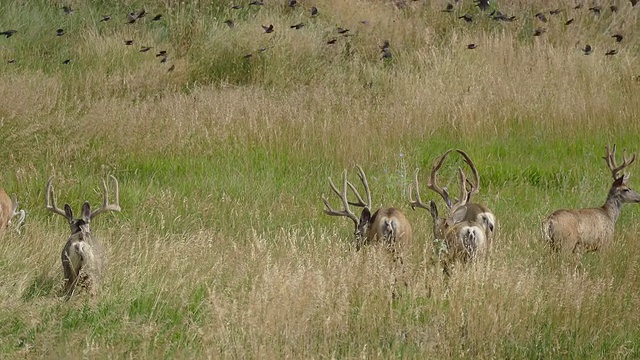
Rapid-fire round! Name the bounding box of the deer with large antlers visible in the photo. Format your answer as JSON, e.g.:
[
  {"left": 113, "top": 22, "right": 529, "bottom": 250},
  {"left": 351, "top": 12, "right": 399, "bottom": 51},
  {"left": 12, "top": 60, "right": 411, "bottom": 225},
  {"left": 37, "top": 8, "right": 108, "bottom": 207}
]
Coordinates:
[
  {"left": 46, "top": 175, "right": 121, "bottom": 298},
  {"left": 0, "top": 188, "right": 25, "bottom": 232},
  {"left": 409, "top": 149, "right": 495, "bottom": 271},
  {"left": 543, "top": 144, "right": 640, "bottom": 254},
  {"left": 322, "top": 165, "right": 412, "bottom": 253}
]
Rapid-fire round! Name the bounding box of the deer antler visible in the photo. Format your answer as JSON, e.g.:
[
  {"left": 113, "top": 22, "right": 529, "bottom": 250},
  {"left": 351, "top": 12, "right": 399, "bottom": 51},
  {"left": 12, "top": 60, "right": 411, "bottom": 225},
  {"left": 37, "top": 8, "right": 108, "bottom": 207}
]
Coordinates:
[
  {"left": 322, "top": 170, "right": 360, "bottom": 227},
  {"left": 604, "top": 144, "right": 636, "bottom": 180},
  {"left": 90, "top": 175, "right": 121, "bottom": 219},
  {"left": 408, "top": 168, "right": 431, "bottom": 210},
  {"left": 428, "top": 149, "right": 454, "bottom": 209},
  {"left": 457, "top": 149, "right": 480, "bottom": 203},
  {"left": 346, "top": 165, "right": 372, "bottom": 209},
  {"left": 45, "top": 176, "right": 71, "bottom": 220}
]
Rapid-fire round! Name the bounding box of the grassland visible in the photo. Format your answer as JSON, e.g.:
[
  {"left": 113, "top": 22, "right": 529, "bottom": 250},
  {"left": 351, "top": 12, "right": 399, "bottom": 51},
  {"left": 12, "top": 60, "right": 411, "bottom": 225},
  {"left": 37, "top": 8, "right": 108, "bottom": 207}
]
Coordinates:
[{"left": 1, "top": 0, "right": 640, "bottom": 358}]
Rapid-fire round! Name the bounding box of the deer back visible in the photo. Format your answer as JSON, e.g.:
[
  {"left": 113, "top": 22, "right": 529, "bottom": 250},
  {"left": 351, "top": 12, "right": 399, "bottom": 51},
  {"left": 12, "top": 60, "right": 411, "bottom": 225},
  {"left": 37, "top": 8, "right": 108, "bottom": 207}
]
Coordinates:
[
  {"left": 443, "top": 220, "right": 488, "bottom": 263},
  {"left": 448, "top": 203, "right": 496, "bottom": 243},
  {"left": 543, "top": 208, "right": 615, "bottom": 253},
  {"left": 360, "top": 207, "right": 412, "bottom": 249}
]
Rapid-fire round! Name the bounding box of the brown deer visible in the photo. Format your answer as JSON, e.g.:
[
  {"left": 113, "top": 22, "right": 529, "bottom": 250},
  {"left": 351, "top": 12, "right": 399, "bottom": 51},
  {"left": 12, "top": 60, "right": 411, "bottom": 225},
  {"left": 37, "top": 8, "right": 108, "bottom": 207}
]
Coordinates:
[
  {"left": 322, "top": 165, "right": 412, "bottom": 252},
  {"left": 543, "top": 144, "right": 640, "bottom": 254},
  {"left": 46, "top": 175, "right": 121, "bottom": 298},
  {"left": 0, "top": 189, "right": 25, "bottom": 232},
  {"left": 409, "top": 149, "right": 494, "bottom": 272}
]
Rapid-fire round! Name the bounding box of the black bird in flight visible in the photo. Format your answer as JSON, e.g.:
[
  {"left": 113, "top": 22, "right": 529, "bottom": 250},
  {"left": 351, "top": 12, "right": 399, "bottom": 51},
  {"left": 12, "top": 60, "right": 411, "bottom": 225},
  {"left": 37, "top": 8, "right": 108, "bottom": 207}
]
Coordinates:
[
  {"left": 0, "top": 30, "right": 17, "bottom": 38},
  {"left": 533, "top": 28, "right": 546, "bottom": 36},
  {"left": 262, "top": 24, "right": 274, "bottom": 33},
  {"left": 535, "top": 12, "right": 547, "bottom": 22}
]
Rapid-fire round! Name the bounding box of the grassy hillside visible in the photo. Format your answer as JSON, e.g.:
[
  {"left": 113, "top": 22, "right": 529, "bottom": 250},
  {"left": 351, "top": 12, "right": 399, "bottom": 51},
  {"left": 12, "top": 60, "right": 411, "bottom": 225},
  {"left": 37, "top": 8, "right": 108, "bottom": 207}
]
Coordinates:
[{"left": 1, "top": 0, "right": 640, "bottom": 358}]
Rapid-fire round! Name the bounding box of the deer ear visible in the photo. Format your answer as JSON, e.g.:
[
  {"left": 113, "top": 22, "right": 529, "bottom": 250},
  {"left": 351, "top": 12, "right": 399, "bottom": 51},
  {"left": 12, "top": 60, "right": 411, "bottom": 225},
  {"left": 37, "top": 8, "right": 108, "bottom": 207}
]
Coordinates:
[
  {"left": 613, "top": 174, "right": 628, "bottom": 186},
  {"left": 429, "top": 200, "right": 438, "bottom": 220},
  {"left": 64, "top": 204, "right": 74, "bottom": 222},
  {"left": 450, "top": 206, "right": 468, "bottom": 224},
  {"left": 81, "top": 202, "right": 91, "bottom": 223},
  {"left": 360, "top": 207, "right": 371, "bottom": 224}
]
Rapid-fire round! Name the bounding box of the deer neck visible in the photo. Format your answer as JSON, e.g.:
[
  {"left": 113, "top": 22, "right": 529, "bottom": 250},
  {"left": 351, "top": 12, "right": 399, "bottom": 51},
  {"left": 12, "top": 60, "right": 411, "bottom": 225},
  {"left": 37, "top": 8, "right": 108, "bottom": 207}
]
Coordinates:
[{"left": 602, "top": 193, "right": 623, "bottom": 223}]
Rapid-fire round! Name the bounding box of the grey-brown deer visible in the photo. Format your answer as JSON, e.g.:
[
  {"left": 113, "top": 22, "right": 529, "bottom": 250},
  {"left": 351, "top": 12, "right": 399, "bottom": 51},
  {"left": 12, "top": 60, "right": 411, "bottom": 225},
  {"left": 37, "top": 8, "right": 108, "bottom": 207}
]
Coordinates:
[
  {"left": 0, "top": 188, "right": 25, "bottom": 232},
  {"left": 409, "top": 149, "right": 495, "bottom": 271},
  {"left": 322, "top": 165, "right": 412, "bottom": 252},
  {"left": 46, "top": 175, "right": 121, "bottom": 298},
  {"left": 543, "top": 144, "right": 640, "bottom": 254}
]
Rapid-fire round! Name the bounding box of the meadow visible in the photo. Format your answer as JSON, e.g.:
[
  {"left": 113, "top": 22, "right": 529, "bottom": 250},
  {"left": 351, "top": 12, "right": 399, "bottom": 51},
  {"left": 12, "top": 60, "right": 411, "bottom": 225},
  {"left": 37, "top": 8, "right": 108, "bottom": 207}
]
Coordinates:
[{"left": 1, "top": 0, "right": 640, "bottom": 358}]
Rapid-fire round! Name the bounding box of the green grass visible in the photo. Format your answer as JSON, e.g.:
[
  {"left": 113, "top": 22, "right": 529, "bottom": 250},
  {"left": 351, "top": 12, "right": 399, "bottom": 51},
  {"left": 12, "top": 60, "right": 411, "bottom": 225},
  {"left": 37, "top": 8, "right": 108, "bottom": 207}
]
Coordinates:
[{"left": 1, "top": 0, "right": 640, "bottom": 358}]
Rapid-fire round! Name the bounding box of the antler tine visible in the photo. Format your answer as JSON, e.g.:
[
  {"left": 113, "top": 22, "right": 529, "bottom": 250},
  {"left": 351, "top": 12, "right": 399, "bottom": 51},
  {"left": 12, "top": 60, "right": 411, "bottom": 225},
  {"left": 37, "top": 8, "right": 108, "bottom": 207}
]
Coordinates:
[
  {"left": 346, "top": 165, "right": 372, "bottom": 209},
  {"left": 322, "top": 170, "right": 359, "bottom": 225},
  {"left": 45, "top": 176, "right": 68, "bottom": 218},
  {"left": 427, "top": 149, "right": 454, "bottom": 209},
  {"left": 456, "top": 149, "right": 480, "bottom": 198},
  {"left": 408, "top": 168, "right": 431, "bottom": 210},
  {"left": 604, "top": 144, "right": 637, "bottom": 180},
  {"left": 90, "top": 175, "right": 121, "bottom": 219},
  {"left": 453, "top": 167, "right": 470, "bottom": 209}
]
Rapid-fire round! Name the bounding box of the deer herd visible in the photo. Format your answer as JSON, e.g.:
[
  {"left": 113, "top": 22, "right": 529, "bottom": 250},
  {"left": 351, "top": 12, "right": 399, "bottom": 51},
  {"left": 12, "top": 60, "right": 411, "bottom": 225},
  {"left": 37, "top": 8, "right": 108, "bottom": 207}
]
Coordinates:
[
  {"left": 323, "top": 144, "right": 640, "bottom": 274},
  {"left": 0, "top": 144, "right": 638, "bottom": 298}
]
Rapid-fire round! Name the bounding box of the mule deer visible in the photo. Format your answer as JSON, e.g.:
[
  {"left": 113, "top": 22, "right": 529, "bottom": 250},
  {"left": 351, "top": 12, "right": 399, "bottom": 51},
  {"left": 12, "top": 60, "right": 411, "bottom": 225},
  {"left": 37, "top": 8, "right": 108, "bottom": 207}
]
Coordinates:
[
  {"left": 409, "top": 149, "right": 494, "bottom": 271},
  {"left": 0, "top": 189, "right": 25, "bottom": 232},
  {"left": 543, "top": 144, "right": 640, "bottom": 254},
  {"left": 46, "top": 175, "right": 121, "bottom": 298},
  {"left": 322, "top": 165, "right": 412, "bottom": 252}
]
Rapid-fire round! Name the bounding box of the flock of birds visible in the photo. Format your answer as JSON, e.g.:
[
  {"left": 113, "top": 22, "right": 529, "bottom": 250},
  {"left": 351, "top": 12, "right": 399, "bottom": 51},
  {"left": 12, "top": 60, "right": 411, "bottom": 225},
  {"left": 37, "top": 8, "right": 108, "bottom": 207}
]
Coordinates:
[
  {"left": 1, "top": 0, "right": 638, "bottom": 70},
  {"left": 0, "top": 6, "right": 174, "bottom": 71}
]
